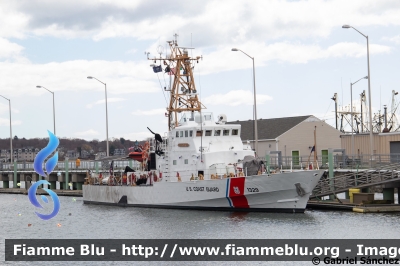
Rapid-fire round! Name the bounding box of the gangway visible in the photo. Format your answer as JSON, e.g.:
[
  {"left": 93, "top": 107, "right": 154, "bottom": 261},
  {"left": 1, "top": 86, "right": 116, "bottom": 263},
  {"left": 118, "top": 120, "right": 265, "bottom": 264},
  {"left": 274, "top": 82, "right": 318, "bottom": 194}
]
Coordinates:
[{"left": 311, "top": 163, "right": 400, "bottom": 198}]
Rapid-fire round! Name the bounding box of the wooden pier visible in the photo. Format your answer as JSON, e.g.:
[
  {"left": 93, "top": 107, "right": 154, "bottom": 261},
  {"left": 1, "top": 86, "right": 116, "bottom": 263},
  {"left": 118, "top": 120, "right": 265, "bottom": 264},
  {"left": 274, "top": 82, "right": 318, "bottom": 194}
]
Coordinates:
[{"left": 308, "top": 200, "right": 400, "bottom": 213}]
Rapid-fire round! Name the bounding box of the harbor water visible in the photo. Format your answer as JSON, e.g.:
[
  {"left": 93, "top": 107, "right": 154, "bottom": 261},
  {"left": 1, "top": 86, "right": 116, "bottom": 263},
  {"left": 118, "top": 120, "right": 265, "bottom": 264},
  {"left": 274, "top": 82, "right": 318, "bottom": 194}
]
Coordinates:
[{"left": 1, "top": 193, "right": 400, "bottom": 265}]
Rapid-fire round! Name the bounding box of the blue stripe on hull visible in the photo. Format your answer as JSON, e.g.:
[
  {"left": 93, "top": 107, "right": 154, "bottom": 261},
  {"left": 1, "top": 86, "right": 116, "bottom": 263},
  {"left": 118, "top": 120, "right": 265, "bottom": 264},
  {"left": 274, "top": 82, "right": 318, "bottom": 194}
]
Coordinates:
[{"left": 225, "top": 178, "right": 233, "bottom": 207}]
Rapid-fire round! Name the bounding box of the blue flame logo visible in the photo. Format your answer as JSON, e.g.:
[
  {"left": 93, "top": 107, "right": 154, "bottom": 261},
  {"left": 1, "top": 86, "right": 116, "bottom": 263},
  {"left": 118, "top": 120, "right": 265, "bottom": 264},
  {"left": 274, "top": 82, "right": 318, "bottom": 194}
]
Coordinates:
[{"left": 28, "top": 130, "right": 60, "bottom": 220}]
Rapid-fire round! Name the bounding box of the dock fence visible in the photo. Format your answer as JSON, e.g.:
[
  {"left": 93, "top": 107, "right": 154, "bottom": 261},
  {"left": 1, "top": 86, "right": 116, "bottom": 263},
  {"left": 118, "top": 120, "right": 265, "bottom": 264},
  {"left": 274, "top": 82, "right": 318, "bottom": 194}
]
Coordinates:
[
  {"left": 0, "top": 159, "right": 140, "bottom": 171},
  {"left": 266, "top": 153, "right": 400, "bottom": 170}
]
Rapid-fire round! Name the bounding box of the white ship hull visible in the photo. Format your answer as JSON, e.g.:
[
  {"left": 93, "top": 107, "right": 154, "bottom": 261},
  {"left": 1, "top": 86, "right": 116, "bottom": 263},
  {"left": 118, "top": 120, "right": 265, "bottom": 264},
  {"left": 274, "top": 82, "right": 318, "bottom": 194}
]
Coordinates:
[
  {"left": 83, "top": 39, "right": 324, "bottom": 213},
  {"left": 83, "top": 170, "right": 323, "bottom": 213}
]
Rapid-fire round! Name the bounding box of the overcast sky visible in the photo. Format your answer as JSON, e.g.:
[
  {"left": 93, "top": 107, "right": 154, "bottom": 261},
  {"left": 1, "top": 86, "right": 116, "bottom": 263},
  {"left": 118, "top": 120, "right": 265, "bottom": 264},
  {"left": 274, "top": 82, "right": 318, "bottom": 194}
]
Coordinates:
[{"left": 1, "top": 0, "right": 400, "bottom": 142}]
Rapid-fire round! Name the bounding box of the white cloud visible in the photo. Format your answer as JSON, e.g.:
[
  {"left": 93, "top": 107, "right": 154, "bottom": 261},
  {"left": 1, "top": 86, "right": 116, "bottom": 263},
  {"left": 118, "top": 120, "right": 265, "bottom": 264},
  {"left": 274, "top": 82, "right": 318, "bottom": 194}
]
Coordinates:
[
  {"left": 0, "top": 103, "right": 20, "bottom": 115},
  {"left": 203, "top": 90, "right": 272, "bottom": 106},
  {"left": 382, "top": 35, "right": 400, "bottom": 44},
  {"left": 3, "top": 0, "right": 400, "bottom": 44},
  {"left": 132, "top": 108, "right": 166, "bottom": 116},
  {"left": 0, "top": 38, "right": 25, "bottom": 60},
  {"left": 0, "top": 118, "right": 22, "bottom": 126},
  {"left": 0, "top": 103, "right": 8, "bottom": 115},
  {"left": 0, "top": 3, "right": 29, "bottom": 39},
  {"left": 197, "top": 41, "right": 391, "bottom": 75},
  {"left": 325, "top": 42, "right": 391, "bottom": 59},
  {"left": 0, "top": 60, "right": 159, "bottom": 97},
  {"left": 74, "top": 129, "right": 100, "bottom": 137},
  {"left": 86, "top": 98, "right": 125, "bottom": 108}
]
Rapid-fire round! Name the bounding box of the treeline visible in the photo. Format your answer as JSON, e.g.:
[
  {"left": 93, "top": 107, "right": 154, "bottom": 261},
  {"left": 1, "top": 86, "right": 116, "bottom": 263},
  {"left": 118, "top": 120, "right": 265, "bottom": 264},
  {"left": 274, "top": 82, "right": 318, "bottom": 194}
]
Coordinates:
[{"left": 0, "top": 136, "right": 144, "bottom": 155}]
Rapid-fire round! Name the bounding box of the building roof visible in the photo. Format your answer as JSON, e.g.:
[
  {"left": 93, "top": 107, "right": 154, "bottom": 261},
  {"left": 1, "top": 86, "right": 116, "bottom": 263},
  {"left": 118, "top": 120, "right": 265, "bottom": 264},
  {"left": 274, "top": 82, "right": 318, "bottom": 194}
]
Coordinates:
[{"left": 226, "top": 115, "right": 312, "bottom": 140}]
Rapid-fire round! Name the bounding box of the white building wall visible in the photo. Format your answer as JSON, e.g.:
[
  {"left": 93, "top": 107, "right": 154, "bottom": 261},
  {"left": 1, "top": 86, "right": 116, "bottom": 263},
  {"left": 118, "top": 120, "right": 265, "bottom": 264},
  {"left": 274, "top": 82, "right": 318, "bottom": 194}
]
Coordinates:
[{"left": 277, "top": 119, "right": 341, "bottom": 162}]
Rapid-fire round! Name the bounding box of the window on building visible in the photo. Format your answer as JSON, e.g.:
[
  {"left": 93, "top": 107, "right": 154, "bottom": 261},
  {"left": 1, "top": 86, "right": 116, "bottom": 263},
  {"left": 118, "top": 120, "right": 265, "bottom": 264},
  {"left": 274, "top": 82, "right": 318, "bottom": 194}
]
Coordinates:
[
  {"left": 232, "top": 129, "right": 239, "bottom": 135},
  {"left": 205, "top": 130, "right": 212, "bottom": 136},
  {"left": 223, "top": 130, "right": 230, "bottom": 136},
  {"left": 321, "top": 150, "right": 328, "bottom": 165},
  {"left": 214, "top": 130, "right": 221, "bottom": 136},
  {"left": 184, "top": 159, "right": 188, "bottom": 164}
]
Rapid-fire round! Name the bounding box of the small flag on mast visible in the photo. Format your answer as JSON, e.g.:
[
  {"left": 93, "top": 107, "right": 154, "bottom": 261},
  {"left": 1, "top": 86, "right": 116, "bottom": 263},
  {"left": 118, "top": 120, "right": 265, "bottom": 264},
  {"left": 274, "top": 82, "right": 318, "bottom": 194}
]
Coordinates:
[
  {"left": 153, "top": 65, "right": 162, "bottom": 73},
  {"left": 167, "top": 67, "right": 176, "bottom": 75}
]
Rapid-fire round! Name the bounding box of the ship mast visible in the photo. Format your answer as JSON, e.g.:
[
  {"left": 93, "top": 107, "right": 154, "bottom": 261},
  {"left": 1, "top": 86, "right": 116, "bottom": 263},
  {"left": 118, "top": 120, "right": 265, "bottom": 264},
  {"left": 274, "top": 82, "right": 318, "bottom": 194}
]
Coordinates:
[{"left": 148, "top": 34, "right": 205, "bottom": 131}]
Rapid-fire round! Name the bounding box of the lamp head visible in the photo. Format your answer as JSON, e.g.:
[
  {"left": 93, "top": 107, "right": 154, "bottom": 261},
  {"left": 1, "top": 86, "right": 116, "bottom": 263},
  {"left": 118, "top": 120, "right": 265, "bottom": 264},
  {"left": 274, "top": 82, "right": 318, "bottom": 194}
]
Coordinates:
[
  {"left": 87, "top": 76, "right": 93, "bottom": 79},
  {"left": 36, "top": 85, "right": 41, "bottom": 88},
  {"left": 231, "top": 48, "right": 239, "bottom": 51},
  {"left": 342, "top": 25, "right": 351, "bottom": 29}
]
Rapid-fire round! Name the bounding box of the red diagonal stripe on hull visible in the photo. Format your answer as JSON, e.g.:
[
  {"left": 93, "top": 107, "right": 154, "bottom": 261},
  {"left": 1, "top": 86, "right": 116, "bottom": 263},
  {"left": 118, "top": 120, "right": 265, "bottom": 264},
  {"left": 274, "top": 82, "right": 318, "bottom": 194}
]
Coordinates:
[{"left": 228, "top": 177, "right": 249, "bottom": 208}]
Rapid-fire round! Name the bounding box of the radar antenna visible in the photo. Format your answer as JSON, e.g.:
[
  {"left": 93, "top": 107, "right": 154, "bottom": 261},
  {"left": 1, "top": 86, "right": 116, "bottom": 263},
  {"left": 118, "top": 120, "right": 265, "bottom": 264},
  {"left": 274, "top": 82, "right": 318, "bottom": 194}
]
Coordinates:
[{"left": 147, "top": 34, "right": 206, "bottom": 131}]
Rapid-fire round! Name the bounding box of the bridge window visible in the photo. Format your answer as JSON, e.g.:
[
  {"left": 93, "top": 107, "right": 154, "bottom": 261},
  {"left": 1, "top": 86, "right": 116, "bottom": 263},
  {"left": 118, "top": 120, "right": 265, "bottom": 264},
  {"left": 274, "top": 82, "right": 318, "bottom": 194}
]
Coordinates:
[
  {"left": 173, "top": 160, "right": 177, "bottom": 165},
  {"left": 205, "top": 130, "right": 212, "bottom": 136},
  {"left": 196, "top": 130, "right": 203, "bottom": 137},
  {"left": 184, "top": 159, "right": 188, "bottom": 164},
  {"left": 180, "top": 131, "right": 183, "bottom": 137},
  {"left": 232, "top": 129, "right": 239, "bottom": 136},
  {"left": 223, "top": 130, "right": 230, "bottom": 136},
  {"left": 214, "top": 130, "right": 221, "bottom": 136},
  {"left": 189, "top": 131, "right": 193, "bottom": 137},
  {"left": 185, "top": 131, "right": 188, "bottom": 137},
  {"left": 176, "top": 131, "right": 179, "bottom": 138}
]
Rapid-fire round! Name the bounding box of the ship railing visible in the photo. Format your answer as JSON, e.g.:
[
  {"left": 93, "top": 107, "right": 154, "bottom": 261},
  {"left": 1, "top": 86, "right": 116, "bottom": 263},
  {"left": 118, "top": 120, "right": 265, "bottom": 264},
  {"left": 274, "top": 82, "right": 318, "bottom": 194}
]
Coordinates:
[
  {"left": 159, "top": 166, "right": 263, "bottom": 182},
  {"left": 85, "top": 165, "right": 267, "bottom": 185},
  {"left": 86, "top": 170, "right": 160, "bottom": 186}
]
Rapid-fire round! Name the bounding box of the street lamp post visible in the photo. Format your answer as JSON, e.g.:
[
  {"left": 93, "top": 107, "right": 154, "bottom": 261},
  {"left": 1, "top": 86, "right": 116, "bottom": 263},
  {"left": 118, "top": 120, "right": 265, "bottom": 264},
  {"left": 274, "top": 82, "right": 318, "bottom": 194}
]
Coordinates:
[
  {"left": 0, "top": 95, "right": 12, "bottom": 164},
  {"left": 350, "top": 76, "right": 368, "bottom": 156},
  {"left": 36, "top": 86, "right": 56, "bottom": 135},
  {"left": 343, "top": 25, "right": 374, "bottom": 158},
  {"left": 87, "top": 76, "right": 109, "bottom": 157},
  {"left": 231, "top": 48, "right": 258, "bottom": 156}
]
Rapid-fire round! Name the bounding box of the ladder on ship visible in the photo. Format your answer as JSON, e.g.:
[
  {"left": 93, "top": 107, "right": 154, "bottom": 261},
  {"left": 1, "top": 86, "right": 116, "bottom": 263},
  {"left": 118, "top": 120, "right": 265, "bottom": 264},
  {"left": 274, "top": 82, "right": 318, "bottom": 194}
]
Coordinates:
[
  {"left": 311, "top": 163, "right": 400, "bottom": 198},
  {"left": 160, "top": 138, "right": 170, "bottom": 181}
]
